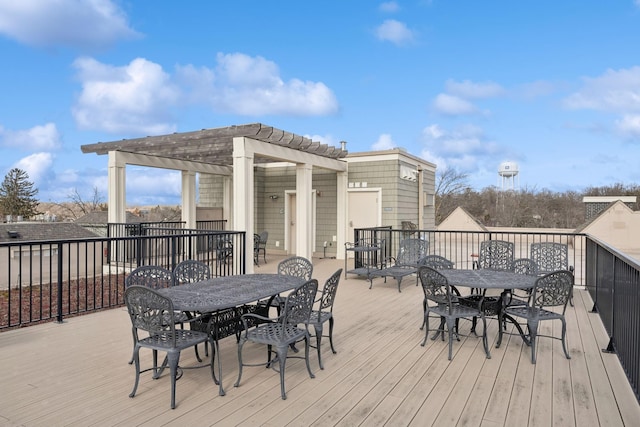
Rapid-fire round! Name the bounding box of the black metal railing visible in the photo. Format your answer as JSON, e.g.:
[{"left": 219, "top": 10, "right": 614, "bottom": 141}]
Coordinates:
[
  {"left": 352, "top": 227, "right": 586, "bottom": 284},
  {"left": 585, "top": 235, "right": 640, "bottom": 401},
  {"left": 0, "top": 228, "right": 245, "bottom": 330}
]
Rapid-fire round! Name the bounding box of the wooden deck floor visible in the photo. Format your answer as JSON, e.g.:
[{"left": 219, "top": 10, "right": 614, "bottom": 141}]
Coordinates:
[{"left": 1, "top": 256, "right": 638, "bottom": 426}]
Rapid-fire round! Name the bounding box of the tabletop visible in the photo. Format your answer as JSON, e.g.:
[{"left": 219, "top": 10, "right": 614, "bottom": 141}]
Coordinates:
[
  {"left": 439, "top": 269, "right": 537, "bottom": 290},
  {"left": 159, "top": 273, "right": 305, "bottom": 313}
]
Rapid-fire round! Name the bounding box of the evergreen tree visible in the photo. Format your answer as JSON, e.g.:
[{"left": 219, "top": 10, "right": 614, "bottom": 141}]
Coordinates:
[{"left": 0, "top": 168, "right": 39, "bottom": 219}]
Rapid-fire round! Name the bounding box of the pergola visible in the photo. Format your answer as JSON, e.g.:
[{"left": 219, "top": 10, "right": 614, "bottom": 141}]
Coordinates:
[{"left": 81, "top": 123, "right": 349, "bottom": 270}]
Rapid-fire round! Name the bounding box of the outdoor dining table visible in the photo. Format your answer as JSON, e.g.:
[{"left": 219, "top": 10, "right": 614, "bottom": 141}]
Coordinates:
[
  {"left": 158, "top": 273, "right": 305, "bottom": 395},
  {"left": 438, "top": 269, "right": 537, "bottom": 348}
]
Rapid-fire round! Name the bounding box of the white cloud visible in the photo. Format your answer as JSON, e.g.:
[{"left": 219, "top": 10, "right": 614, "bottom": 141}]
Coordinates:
[
  {"left": 176, "top": 52, "right": 339, "bottom": 116},
  {"left": 126, "top": 168, "right": 181, "bottom": 205},
  {"left": 0, "top": 123, "right": 61, "bottom": 150},
  {"left": 379, "top": 2, "right": 400, "bottom": 13},
  {"left": 14, "top": 152, "right": 54, "bottom": 186},
  {"left": 72, "top": 57, "right": 180, "bottom": 135},
  {"left": 432, "top": 93, "right": 479, "bottom": 115},
  {"left": 72, "top": 52, "right": 339, "bottom": 135},
  {"left": 420, "top": 123, "right": 503, "bottom": 173},
  {"left": 0, "top": 0, "right": 140, "bottom": 50},
  {"left": 563, "top": 66, "right": 640, "bottom": 113},
  {"left": 372, "top": 134, "right": 396, "bottom": 150},
  {"left": 615, "top": 114, "right": 640, "bottom": 139},
  {"left": 304, "top": 133, "right": 340, "bottom": 147},
  {"left": 445, "top": 79, "right": 505, "bottom": 99},
  {"left": 375, "top": 19, "right": 415, "bottom": 45}
]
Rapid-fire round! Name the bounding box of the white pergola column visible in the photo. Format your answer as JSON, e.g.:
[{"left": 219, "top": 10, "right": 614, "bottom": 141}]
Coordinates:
[
  {"left": 232, "top": 137, "right": 255, "bottom": 272},
  {"left": 336, "top": 170, "right": 348, "bottom": 260},
  {"left": 107, "top": 151, "right": 126, "bottom": 224},
  {"left": 296, "top": 163, "right": 313, "bottom": 260},
  {"left": 181, "top": 170, "right": 197, "bottom": 229},
  {"left": 223, "top": 175, "right": 233, "bottom": 229}
]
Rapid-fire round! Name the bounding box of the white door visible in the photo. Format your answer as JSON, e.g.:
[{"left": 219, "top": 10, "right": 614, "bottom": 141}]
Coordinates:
[
  {"left": 286, "top": 191, "right": 317, "bottom": 255},
  {"left": 347, "top": 190, "right": 380, "bottom": 246}
]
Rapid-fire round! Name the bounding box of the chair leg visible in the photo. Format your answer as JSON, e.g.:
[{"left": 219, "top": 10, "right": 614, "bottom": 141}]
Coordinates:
[
  {"left": 168, "top": 351, "right": 180, "bottom": 409},
  {"left": 561, "top": 318, "right": 571, "bottom": 359},
  {"left": 420, "top": 299, "right": 427, "bottom": 330},
  {"left": 234, "top": 338, "right": 246, "bottom": 388},
  {"left": 129, "top": 346, "right": 141, "bottom": 399},
  {"left": 445, "top": 317, "right": 455, "bottom": 360},
  {"left": 328, "top": 317, "right": 336, "bottom": 354},
  {"left": 421, "top": 312, "right": 430, "bottom": 346},
  {"left": 480, "top": 316, "right": 491, "bottom": 359},
  {"left": 528, "top": 319, "right": 539, "bottom": 364},
  {"left": 304, "top": 335, "right": 315, "bottom": 380},
  {"left": 313, "top": 324, "right": 324, "bottom": 370},
  {"left": 275, "top": 345, "right": 289, "bottom": 400}
]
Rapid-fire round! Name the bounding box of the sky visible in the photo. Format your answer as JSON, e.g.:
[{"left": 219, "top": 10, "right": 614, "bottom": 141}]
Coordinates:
[{"left": 1, "top": 1, "right": 640, "bottom": 206}]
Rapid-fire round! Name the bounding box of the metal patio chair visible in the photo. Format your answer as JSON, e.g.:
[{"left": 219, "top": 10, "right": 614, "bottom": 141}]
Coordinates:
[
  {"left": 254, "top": 231, "right": 268, "bottom": 265},
  {"left": 125, "top": 285, "right": 215, "bottom": 409},
  {"left": 418, "top": 266, "right": 491, "bottom": 360},
  {"left": 530, "top": 241, "right": 574, "bottom": 305},
  {"left": 235, "top": 279, "right": 318, "bottom": 400},
  {"left": 172, "top": 259, "right": 211, "bottom": 286},
  {"left": 306, "top": 268, "right": 342, "bottom": 370},
  {"left": 503, "top": 270, "right": 573, "bottom": 363},
  {"left": 369, "top": 238, "right": 429, "bottom": 292}
]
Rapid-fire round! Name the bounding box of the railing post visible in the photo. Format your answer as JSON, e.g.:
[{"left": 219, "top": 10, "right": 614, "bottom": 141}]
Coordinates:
[{"left": 56, "top": 242, "right": 64, "bottom": 323}]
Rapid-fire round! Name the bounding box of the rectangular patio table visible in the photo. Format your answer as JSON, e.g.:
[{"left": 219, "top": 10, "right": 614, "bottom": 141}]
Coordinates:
[
  {"left": 159, "top": 273, "right": 305, "bottom": 395},
  {"left": 438, "top": 269, "right": 537, "bottom": 348}
]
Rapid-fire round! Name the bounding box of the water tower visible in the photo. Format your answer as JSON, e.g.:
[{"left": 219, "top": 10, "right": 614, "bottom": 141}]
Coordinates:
[{"left": 498, "top": 161, "right": 519, "bottom": 191}]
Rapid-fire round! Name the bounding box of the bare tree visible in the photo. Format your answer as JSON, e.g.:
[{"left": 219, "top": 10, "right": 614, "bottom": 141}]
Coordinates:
[
  {"left": 434, "top": 167, "right": 470, "bottom": 224},
  {"left": 52, "top": 187, "right": 106, "bottom": 220}
]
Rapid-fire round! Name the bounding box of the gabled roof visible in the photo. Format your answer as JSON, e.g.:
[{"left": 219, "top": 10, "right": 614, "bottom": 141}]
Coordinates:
[
  {"left": 75, "top": 211, "right": 144, "bottom": 225},
  {"left": 437, "top": 206, "right": 488, "bottom": 231},
  {"left": 0, "top": 223, "right": 99, "bottom": 243},
  {"left": 80, "top": 123, "right": 348, "bottom": 167}
]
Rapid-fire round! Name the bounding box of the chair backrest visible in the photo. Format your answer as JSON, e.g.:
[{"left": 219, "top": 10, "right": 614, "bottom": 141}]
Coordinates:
[
  {"left": 173, "top": 260, "right": 211, "bottom": 285},
  {"left": 530, "top": 270, "right": 574, "bottom": 312},
  {"left": 530, "top": 242, "right": 569, "bottom": 274},
  {"left": 418, "top": 266, "right": 454, "bottom": 307},
  {"left": 511, "top": 258, "right": 539, "bottom": 276},
  {"left": 259, "top": 231, "right": 268, "bottom": 246},
  {"left": 277, "top": 256, "right": 313, "bottom": 280},
  {"left": 125, "top": 285, "right": 177, "bottom": 345},
  {"left": 419, "top": 255, "right": 454, "bottom": 270},
  {"left": 478, "top": 240, "right": 514, "bottom": 271},
  {"left": 125, "top": 265, "right": 174, "bottom": 289},
  {"left": 282, "top": 279, "right": 318, "bottom": 325},
  {"left": 317, "top": 269, "right": 342, "bottom": 313},
  {"left": 395, "top": 238, "right": 429, "bottom": 267}
]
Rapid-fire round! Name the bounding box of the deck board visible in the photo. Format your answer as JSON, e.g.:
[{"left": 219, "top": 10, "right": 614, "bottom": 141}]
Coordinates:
[{"left": 0, "top": 256, "right": 638, "bottom": 427}]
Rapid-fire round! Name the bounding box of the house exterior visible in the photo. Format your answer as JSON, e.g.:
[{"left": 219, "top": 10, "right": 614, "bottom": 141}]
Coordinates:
[
  {"left": 0, "top": 222, "right": 102, "bottom": 290},
  {"left": 198, "top": 148, "right": 436, "bottom": 259},
  {"left": 576, "top": 200, "right": 640, "bottom": 262}
]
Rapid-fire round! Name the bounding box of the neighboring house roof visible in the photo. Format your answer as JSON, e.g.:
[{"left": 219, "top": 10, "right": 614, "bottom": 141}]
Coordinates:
[
  {"left": 574, "top": 200, "right": 640, "bottom": 262},
  {"left": 437, "top": 206, "right": 488, "bottom": 232},
  {"left": 0, "top": 223, "right": 99, "bottom": 243},
  {"left": 75, "top": 211, "right": 144, "bottom": 225}
]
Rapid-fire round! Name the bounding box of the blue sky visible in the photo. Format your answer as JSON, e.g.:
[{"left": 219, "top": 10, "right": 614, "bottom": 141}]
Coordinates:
[{"left": 1, "top": 1, "right": 640, "bottom": 206}]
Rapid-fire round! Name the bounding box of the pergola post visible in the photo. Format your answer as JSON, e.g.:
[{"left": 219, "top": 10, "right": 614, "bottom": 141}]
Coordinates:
[
  {"left": 233, "top": 137, "right": 255, "bottom": 273},
  {"left": 296, "top": 163, "right": 313, "bottom": 260},
  {"left": 107, "top": 151, "right": 126, "bottom": 225}
]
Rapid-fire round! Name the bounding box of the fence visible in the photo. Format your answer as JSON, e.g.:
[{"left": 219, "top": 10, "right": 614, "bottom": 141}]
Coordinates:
[{"left": 0, "top": 228, "right": 245, "bottom": 329}]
